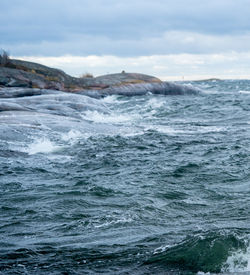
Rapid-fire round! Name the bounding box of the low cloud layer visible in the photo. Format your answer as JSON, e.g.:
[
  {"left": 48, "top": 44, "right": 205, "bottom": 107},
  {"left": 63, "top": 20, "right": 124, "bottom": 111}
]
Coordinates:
[{"left": 17, "top": 52, "right": 250, "bottom": 80}]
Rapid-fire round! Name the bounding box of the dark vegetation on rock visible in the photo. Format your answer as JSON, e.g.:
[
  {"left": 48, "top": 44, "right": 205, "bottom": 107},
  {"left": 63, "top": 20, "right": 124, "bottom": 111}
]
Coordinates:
[{"left": 0, "top": 50, "right": 10, "bottom": 67}]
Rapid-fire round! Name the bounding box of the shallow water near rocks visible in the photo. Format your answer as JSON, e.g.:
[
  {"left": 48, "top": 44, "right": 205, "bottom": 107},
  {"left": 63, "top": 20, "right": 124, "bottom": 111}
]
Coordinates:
[{"left": 0, "top": 80, "right": 250, "bottom": 274}]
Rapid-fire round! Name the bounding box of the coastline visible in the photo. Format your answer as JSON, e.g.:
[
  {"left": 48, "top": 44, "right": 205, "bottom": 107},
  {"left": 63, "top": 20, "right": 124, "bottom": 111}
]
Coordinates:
[{"left": 0, "top": 57, "right": 201, "bottom": 97}]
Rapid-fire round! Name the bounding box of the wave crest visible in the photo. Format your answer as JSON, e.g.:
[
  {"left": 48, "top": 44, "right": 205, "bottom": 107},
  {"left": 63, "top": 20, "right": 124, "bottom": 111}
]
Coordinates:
[{"left": 145, "top": 230, "right": 249, "bottom": 273}]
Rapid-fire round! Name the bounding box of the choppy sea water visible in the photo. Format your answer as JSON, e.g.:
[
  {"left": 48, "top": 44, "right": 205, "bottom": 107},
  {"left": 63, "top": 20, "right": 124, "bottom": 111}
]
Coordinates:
[{"left": 0, "top": 80, "right": 249, "bottom": 275}]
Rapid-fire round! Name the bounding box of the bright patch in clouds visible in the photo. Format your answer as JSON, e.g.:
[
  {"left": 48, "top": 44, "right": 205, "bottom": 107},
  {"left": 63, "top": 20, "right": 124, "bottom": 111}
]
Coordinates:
[{"left": 15, "top": 52, "right": 250, "bottom": 81}]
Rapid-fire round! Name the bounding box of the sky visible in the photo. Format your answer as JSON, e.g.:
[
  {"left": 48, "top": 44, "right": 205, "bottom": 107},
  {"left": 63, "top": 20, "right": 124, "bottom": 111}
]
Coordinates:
[{"left": 1, "top": 0, "right": 250, "bottom": 80}]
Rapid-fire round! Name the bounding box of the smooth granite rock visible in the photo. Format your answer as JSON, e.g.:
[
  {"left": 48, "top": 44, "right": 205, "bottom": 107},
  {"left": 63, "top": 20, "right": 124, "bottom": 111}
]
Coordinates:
[{"left": 0, "top": 58, "right": 201, "bottom": 97}]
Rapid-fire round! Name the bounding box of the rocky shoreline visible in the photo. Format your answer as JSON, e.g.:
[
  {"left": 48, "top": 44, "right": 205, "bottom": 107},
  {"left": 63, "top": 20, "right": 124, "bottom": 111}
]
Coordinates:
[{"left": 0, "top": 58, "right": 201, "bottom": 97}]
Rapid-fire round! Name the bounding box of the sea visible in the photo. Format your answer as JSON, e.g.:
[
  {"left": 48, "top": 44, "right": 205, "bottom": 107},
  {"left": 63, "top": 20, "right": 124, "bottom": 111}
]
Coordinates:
[{"left": 0, "top": 79, "right": 249, "bottom": 274}]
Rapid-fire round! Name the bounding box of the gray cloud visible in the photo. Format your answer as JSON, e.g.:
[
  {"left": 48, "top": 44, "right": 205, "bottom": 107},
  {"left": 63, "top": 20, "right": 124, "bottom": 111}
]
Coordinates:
[
  {"left": 4, "top": 31, "right": 250, "bottom": 57},
  {"left": 1, "top": 0, "right": 250, "bottom": 56}
]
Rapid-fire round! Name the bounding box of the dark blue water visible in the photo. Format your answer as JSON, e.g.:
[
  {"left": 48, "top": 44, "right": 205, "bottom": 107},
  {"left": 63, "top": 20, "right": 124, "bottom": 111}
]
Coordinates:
[{"left": 0, "top": 80, "right": 249, "bottom": 274}]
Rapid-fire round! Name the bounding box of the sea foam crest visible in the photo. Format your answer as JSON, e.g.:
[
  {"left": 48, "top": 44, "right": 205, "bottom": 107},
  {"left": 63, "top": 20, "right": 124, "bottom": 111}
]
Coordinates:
[
  {"left": 239, "top": 90, "right": 250, "bottom": 94},
  {"left": 101, "top": 95, "right": 120, "bottom": 103},
  {"left": 25, "top": 138, "right": 61, "bottom": 155},
  {"left": 145, "top": 97, "right": 165, "bottom": 109},
  {"left": 82, "top": 110, "right": 138, "bottom": 124},
  {"left": 222, "top": 245, "right": 250, "bottom": 273},
  {"left": 61, "top": 130, "right": 84, "bottom": 141}
]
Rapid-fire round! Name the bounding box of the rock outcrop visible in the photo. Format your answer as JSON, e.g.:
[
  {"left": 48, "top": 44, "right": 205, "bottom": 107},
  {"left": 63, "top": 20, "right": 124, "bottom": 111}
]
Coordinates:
[
  {"left": 0, "top": 59, "right": 102, "bottom": 90},
  {"left": 0, "top": 59, "right": 162, "bottom": 91},
  {"left": 93, "top": 72, "right": 161, "bottom": 86},
  {"left": 78, "top": 81, "right": 201, "bottom": 98},
  {"left": 0, "top": 58, "right": 201, "bottom": 97},
  {"left": 0, "top": 66, "right": 64, "bottom": 90}
]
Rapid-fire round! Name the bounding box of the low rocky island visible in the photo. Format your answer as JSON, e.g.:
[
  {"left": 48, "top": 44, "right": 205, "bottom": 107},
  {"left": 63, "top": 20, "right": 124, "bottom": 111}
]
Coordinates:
[{"left": 0, "top": 55, "right": 201, "bottom": 98}]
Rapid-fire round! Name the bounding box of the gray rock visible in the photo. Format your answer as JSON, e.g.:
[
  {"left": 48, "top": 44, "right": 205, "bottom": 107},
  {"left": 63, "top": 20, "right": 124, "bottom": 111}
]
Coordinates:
[
  {"left": 93, "top": 72, "right": 161, "bottom": 86},
  {"left": 0, "top": 87, "right": 61, "bottom": 98},
  {"left": 0, "top": 102, "right": 29, "bottom": 112},
  {"left": 0, "top": 76, "right": 10, "bottom": 86},
  {"left": 0, "top": 67, "right": 59, "bottom": 89},
  {"left": 0, "top": 59, "right": 163, "bottom": 91},
  {"left": 78, "top": 81, "right": 201, "bottom": 98},
  {"left": 0, "top": 59, "right": 202, "bottom": 98}
]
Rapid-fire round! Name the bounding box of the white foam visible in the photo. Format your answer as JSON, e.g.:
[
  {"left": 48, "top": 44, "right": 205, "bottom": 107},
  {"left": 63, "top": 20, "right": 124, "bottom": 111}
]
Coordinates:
[
  {"left": 153, "top": 244, "right": 172, "bottom": 254},
  {"left": 145, "top": 97, "right": 165, "bottom": 109},
  {"left": 61, "top": 130, "right": 84, "bottom": 141},
  {"left": 239, "top": 90, "right": 250, "bottom": 94},
  {"left": 101, "top": 95, "right": 120, "bottom": 103},
  {"left": 25, "top": 138, "right": 61, "bottom": 155},
  {"left": 222, "top": 246, "right": 250, "bottom": 273},
  {"left": 146, "top": 125, "right": 179, "bottom": 135},
  {"left": 117, "top": 126, "right": 145, "bottom": 137},
  {"left": 146, "top": 125, "right": 226, "bottom": 135},
  {"left": 61, "top": 130, "right": 94, "bottom": 145},
  {"left": 93, "top": 215, "right": 133, "bottom": 228},
  {"left": 82, "top": 110, "right": 138, "bottom": 124},
  {"left": 196, "top": 126, "right": 225, "bottom": 133}
]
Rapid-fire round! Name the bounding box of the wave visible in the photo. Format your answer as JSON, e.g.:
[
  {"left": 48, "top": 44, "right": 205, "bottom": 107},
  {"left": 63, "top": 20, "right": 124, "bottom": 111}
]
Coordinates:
[
  {"left": 144, "top": 125, "right": 226, "bottom": 136},
  {"left": 239, "top": 90, "right": 250, "bottom": 94},
  {"left": 81, "top": 110, "right": 139, "bottom": 124},
  {"left": 145, "top": 230, "right": 250, "bottom": 273},
  {"left": 61, "top": 129, "right": 87, "bottom": 143},
  {"left": 222, "top": 246, "right": 250, "bottom": 273},
  {"left": 24, "top": 138, "right": 62, "bottom": 155}
]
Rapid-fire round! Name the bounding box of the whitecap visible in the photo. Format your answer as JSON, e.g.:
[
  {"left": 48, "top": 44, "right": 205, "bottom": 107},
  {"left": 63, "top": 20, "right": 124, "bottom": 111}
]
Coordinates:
[
  {"left": 145, "top": 97, "right": 165, "bottom": 109},
  {"left": 101, "top": 95, "right": 120, "bottom": 104},
  {"left": 94, "top": 215, "right": 133, "bottom": 229},
  {"left": 192, "top": 126, "right": 226, "bottom": 133},
  {"left": 61, "top": 130, "right": 85, "bottom": 141},
  {"left": 144, "top": 125, "right": 226, "bottom": 135},
  {"left": 239, "top": 90, "right": 250, "bottom": 94},
  {"left": 222, "top": 245, "right": 250, "bottom": 273},
  {"left": 81, "top": 110, "right": 139, "bottom": 124},
  {"left": 145, "top": 125, "right": 180, "bottom": 135},
  {"left": 25, "top": 138, "right": 62, "bottom": 155}
]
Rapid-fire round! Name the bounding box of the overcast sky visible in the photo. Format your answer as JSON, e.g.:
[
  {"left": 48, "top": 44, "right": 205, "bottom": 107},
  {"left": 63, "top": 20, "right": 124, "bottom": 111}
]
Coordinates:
[{"left": 1, "top": 0, "right": 250, "bottom": 79}]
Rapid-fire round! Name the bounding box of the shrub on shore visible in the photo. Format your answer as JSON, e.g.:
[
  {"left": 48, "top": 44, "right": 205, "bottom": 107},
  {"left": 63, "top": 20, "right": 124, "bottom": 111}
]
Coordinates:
[
  {"left": 80, "top": 73, "right": 94, "bottom": 78},
  {"left": 0, "top": 50, "right": 10, "bottom": 67}
]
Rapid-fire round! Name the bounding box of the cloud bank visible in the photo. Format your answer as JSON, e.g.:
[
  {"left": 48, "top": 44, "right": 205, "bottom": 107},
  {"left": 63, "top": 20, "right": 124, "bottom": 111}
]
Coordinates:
[
  {"left": 2, "top": 0, "right": 250, "bottom": 56},
  {"left": 2, "top": 0, "right": 250, "bottom": 78}
]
